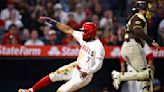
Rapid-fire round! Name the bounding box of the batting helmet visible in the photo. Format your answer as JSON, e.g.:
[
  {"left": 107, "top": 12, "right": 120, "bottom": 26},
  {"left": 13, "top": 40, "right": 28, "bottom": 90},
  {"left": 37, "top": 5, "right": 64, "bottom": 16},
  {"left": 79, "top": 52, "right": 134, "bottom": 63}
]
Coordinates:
[{"left": 81, "top": 22, "right": 97, "bottom": 40}]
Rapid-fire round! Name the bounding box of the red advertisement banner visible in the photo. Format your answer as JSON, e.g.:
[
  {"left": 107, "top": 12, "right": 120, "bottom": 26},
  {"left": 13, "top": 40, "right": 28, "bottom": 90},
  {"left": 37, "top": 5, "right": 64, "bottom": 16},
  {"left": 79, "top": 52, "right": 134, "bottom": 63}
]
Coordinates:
[{"left": 0, "top": 45, "right": 164, "bottom": 58}]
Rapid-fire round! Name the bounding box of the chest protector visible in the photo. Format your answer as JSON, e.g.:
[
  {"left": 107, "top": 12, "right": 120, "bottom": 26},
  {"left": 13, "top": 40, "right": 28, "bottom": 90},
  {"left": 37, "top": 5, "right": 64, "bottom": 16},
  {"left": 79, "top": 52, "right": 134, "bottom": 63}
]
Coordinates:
[{"left": 125, "top": 13, "right": 147, "bottom": 47}]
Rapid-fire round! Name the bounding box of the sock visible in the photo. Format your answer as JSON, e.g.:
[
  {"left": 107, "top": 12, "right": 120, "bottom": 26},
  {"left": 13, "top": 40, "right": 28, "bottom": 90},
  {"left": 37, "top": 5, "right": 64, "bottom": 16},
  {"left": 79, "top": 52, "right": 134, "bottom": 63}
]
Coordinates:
[{"left": 32, "top": 75, "right": 52, "bottom": 91}]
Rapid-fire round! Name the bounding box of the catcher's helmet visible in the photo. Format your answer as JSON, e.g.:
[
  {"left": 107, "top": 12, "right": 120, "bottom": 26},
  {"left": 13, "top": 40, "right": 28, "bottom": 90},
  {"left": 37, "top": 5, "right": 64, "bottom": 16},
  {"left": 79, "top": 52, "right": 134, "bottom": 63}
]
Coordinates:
[{"left": 136, "top": 1, "right": 148, "bottom": 10}]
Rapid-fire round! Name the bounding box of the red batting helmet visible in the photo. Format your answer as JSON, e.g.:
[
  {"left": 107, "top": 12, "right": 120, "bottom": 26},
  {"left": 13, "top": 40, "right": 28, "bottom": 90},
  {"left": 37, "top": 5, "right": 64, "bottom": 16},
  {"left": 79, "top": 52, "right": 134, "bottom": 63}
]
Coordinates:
[{"left": 81, "top": 22, "right": 97, "bottom": 40}]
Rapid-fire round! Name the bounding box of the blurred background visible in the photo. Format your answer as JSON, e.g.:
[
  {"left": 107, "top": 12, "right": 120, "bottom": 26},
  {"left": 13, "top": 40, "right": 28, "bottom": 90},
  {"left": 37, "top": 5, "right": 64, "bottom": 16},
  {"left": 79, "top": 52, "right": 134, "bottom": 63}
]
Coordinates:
[{"left": 0, "top": 0, "right": 163, "bottom": 92}]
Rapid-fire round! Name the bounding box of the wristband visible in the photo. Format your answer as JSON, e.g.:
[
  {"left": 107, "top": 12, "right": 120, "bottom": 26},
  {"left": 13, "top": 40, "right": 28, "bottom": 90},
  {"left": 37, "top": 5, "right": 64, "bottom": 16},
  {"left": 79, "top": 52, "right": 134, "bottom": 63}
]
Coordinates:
[{"left": 45, "top": 18, "right": 57, "bottom": 25}]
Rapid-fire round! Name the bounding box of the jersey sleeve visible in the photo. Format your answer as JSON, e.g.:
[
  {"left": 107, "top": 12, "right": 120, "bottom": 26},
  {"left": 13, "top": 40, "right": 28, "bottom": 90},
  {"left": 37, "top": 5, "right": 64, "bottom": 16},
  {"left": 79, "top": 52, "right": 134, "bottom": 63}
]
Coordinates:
[
  {"left": 87, "top": 44, "right": 105, "bottom": 74},
  {"left": 95, "top": 45, "right": 105, "bottom": 59},
  {"left": 120, "top": 56, "right": 126, "bottom": 63},
  {"left": 72, "top": 31, "right": 85, "bottom": 45}
]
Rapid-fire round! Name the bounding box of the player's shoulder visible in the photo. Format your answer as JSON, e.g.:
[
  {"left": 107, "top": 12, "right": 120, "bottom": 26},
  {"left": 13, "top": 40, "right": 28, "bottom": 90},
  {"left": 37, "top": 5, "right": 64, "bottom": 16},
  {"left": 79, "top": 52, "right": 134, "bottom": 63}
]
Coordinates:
[
  {"left": 94, "top": 39, "right": 105, "bottom": 56},
  {"left": 95, "top": 39, "right": 105, "bottom": 51},
  {"left": 133, "top": 13, "right": 146, "bottom": 23},
  {"left": 73, "top": 30, "right": 83, "bottom": 34},
  {"left": 94, "top": 39, "right": 102, "bottom": 45}
]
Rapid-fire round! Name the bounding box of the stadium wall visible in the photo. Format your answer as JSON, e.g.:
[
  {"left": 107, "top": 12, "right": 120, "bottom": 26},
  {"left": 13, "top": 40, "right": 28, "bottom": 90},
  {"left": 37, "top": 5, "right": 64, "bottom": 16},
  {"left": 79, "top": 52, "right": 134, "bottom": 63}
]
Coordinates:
[{"left": 0, "top": 58, "right": 163, "bottom": 92}]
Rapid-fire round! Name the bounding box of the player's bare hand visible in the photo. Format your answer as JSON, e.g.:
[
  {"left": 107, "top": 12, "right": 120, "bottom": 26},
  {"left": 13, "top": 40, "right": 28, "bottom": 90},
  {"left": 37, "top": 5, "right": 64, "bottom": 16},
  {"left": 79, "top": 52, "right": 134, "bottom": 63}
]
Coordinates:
[
  {"left": 80, "top": 72, "right": 88, "bottom": 78},
  {"left": 152, "top": 40, "right": 160, "bottom": 51},
  {"left": 40, "top": 16, "right": 57, "bottom": 24}
]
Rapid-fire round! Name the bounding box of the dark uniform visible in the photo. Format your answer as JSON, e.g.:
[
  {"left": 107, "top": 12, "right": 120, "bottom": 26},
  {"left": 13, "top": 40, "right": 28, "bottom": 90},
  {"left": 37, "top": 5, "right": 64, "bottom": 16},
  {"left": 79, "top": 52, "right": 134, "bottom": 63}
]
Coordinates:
[
  {"left": 112, "top": 1, "right": 156, "bottom": 92},
  {"left": 122, "top": 12, "right": 153, "bottom": 70},
  {"left": 125, "top": 13, "right": 153, "bottom": 46},
  {"left": 121, "top": 13, "right": 154, "bottom": 92}
]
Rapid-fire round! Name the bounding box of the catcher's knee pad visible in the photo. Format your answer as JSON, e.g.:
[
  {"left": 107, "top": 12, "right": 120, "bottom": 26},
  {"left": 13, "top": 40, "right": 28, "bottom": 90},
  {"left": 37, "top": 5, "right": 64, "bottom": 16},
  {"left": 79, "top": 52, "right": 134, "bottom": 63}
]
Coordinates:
[
  {"left": 147, "top": 67, "right": 154, "bottom": 80},
  {"left": 143, "top": 67, "right": 154, "bottom": 80},
  {"left": 142, "top": 81, "right": 153, "bottom": 92},
  {"left": 137, "top": 67, "right": 153, "bottom": 81}
]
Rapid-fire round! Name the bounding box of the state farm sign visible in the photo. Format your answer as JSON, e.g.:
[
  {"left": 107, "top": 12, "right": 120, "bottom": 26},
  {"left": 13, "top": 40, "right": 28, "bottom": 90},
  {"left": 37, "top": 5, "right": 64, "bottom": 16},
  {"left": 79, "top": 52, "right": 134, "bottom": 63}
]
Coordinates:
[
  {"left": 0, "top": 45, "right": 41, "bottom": 56},
  {"left": 48, "top": 46, "right": 79, "bottom": 56},
  {"left": 0, "top": 45, "right": 163, "bottom": 58}
]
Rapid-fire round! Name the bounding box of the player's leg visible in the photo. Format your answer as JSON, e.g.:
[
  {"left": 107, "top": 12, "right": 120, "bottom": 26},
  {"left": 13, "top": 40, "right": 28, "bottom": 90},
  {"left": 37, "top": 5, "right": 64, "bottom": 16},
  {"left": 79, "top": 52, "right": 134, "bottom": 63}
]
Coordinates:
[
  {"left": 136, "top": 81, "right": 143, "bottom": 92},
  {"left": 57, "top": 68, "right": 93, "bottom": 92},
  {"left": 19, "top": 61, "right": 78, "bottom": 92},
  {"left": 127, "top": 64, "right": 142, "bottom": 92},
  {"left": 127, "top": 81, "right": 142, "bottom": 92},
  {"left": 142, "top": 80, "right": 153, "bottom": 92},
  {"left": 122, "top": 44, "right": 153, "bottom": 92},
  {"left": 112, "top": 42, "right": 153, "bottom": 89},
  {"left": 127, "top": 64, "right": 140, "bottom": 92},
  {"left": 49, "top": 61, "right": 78, "bottom": 82},
  {"left": 112, "top": 68, "right": 152, "bottom": 90},
  {"left": 128, "top": 81, "right": 137, "bottom": 92},
  {"left": 149, "top": 80, "right": 153, "bottom": 92},
  {"left": 126, "top": 64, "right": 152, "bottom": 92},
  {"left": 113, "top": 66, "right": 153, "bottom": 81}
]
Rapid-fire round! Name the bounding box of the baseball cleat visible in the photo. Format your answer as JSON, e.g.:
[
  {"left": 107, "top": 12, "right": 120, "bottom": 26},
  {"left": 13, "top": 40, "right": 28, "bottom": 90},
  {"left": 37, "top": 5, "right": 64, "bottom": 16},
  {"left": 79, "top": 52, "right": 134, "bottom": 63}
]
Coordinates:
[
  {"left": 111, "top": 70, "right": 121, "bottom": 90},
  {"left": 18, "top": 88, "right": 34, "bottom": 92}
]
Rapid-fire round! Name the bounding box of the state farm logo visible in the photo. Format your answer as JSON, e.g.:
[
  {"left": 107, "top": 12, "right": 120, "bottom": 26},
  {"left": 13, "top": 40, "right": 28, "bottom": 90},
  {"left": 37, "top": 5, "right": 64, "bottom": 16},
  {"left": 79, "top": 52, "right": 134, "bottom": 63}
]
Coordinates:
[
  {"left": 48, "top": 46, "right": 79, "bottom": 56},
  {"left": 48, "top": 46, "right": 61, "bottom": 56},
  {"left": 0, "top": 45, "right": 41, "bottom": 56},
  {"left": 111, "top": 47, "right": 121, "bottom": 57}
]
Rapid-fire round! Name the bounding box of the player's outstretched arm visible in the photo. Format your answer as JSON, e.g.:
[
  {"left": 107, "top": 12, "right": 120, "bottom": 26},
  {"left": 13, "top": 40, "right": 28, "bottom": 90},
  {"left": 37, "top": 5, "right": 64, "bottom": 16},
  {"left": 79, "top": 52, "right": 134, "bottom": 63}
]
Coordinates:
[{"left": 40, "top": 16, "right": 74, "bottom": 35}]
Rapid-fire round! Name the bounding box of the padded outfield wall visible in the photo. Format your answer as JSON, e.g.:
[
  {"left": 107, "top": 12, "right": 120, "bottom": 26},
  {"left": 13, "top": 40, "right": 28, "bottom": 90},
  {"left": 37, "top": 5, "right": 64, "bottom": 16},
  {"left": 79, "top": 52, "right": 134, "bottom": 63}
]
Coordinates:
[{"left": 0, "top": 57, "right": 163, "bottom": 92}]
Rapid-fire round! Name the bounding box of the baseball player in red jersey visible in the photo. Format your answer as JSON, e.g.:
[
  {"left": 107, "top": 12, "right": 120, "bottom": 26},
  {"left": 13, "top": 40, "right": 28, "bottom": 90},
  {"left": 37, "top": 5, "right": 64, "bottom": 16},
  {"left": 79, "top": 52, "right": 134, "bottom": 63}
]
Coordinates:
[{"left": 18, "top": 17, "right": 105, "bottom": 92}]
